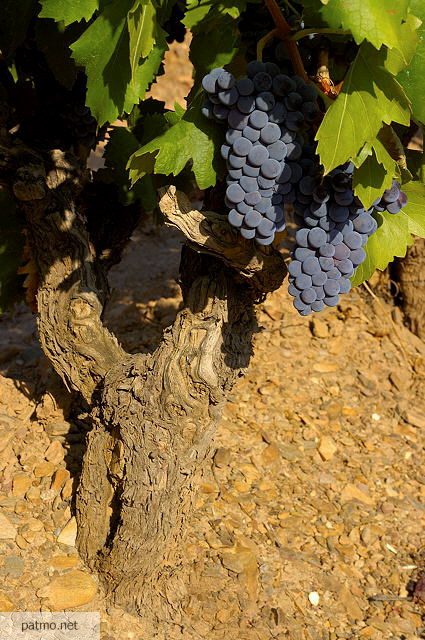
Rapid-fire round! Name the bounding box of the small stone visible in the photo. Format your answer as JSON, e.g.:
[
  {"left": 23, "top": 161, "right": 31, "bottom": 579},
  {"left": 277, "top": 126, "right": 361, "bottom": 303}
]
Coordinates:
[
  {"left": 51, "top": 468, "right": 70, "bottom": 492},
  {"left": 318, "top": 436, "right": 337, "bottom": 461},
  {"left": 49, "top": 554, "right": 79, "bottom": 570},
  {"left": 280, "top": 444, "right": 302, "bottom": 461},
  {"left": 308, "top": 591, "right": 320, "bottom": 606},
  {"left": 38, "top": 570, "right": 97, "bottom": 609},
  {"left": 340, "top": 483, "right": 375, "bottom": 505},
  {"left": 61, "top": 478, "right": 73, "bottom": 500},
  {"left": 404, "top": 409, "right": 425, "bottom": 428},
  {"left": 57, "top": 517, "right": 77, "bottom": 546},
  {"left": 12, "top": 475, "right": 32, "bottom": 497},
  {"left": 0, "top": 512, "right": 17, "bottom": 539},
  {"left": 214, "top": 447, "right": 230, "bottom": 468},
  {"left": 34, "top": 461, "right": 55, "bottom": 478},
  {"left": 312, "top": 362, "right": 339, "bottom": 373},
  {"left": 261, "top": 443, "right": 280, "bottom": 465},
  {"left": 0, "top": 591, "right": 15, "bottom": 612},
  {"left": 44, "top": 440, "right": 65, "bottom": 465},
  {"left": 310, "top": 318, "right": 329, "bottom": 339},
  {"left": 3, "top": 554, "right": 24, "bottom": 578}
]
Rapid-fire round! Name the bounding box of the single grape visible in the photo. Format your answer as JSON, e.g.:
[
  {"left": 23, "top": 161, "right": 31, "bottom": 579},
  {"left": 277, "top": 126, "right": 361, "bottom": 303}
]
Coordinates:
[
  {"left": 311, "top": 299, "right": 325, "bottom": 312},
  {"left": 267, "top": 140, "right": 287, "bottom": 161},
  {"left": 249, "top": 110, "right": 269, "bottom": 129},
  {"left": 336, "top": 258, "right": 354, "bottom": 274},
  {"left": 238, "top": 96, "right": 256, "bottom": 114},
  {"left": 350, "top": 247, "right": 366, "bottom": 265},
  {"left": 260, "top": 123, "right": 281, "bottom": 144},
  {"left": 221, "top": 144, "right": 230, "bottom": 159},
  {"left": 324, "top": 295, "right": 339, "bottom": 307},
  {"left": 243, "top": 125, "right": 261, "bottom": 142},
  {"left": 247, "top": 61, "right": 266, "bottom": 77},
  {"left": 269, "top": 103, "right": 287, "bottom": 124},
  {"left": 219, "top": 87, "right": 239, "bottom": 106},
  {"left": 344, "top": 231, "right": 362, "bottom": 250},
  {"left": 228, "top": 209, "right": 244, "bottom": 228},
  {"left": 247, "top": 145, "right": 268, "bottom": 166},
  {"left": 253, "top": 72, "right": 272, "bottom": 92},
  {"left": 308, "top": 227, "right": 327, "bottom": 248},
  {"left": 258, "top": 176, "right": 275, "bottom": 189},
  {"left": 226, "top": 183, "right": 245, "bottom": 204},
  {"left": 261, "top": 158, "right": 281, "bottom": 179},
  {"left": 244, "top": 209, "right": 263, "bottom": 228},
  {"left": 217, "top": 71, "right": 235, "bottom": 90},
  {"left": 240, "top": 176, "right": 258, "bottom": 192},
  {"left": 202, "top": 73, "right": 218, "bottom": 93},
  {"left": 228, "top": 153, "right": 246, "bottom": 169},
  {"left": 226, "top": 129, "right": 242, "bottom": 145},
  {"left": 256, "top": 92, "right": 275, "bottom": 111},
  {"left": 295, "top": 274, "right": 313, "bottom": 290},
  {"left": 324, "top": 280, "right": 340, "bottom": 296},
  {"left": 273, "top": 74, "right": 295, "bottom": 96},
  {"left": 339, "top": 278, "right": 352, "bottom": 294},
  {"left": 319, "top": 256, "right": 334, "bottom": 271},
  {"left": 236, "top": 77, "right": 254, "bottom": 95},
  {"left": 244, "top": 191, "right": 261, "bottom": 206},
  {"left": 228, "top": 109, "right": 249, "bottom": 130},
  {"left": 213, "top": 104, "right": 229, "bottom": 121},
  {"left": 301, "top": 288, "right": 317, "bottom": 304},
  {"left": 240, "top": 225, "right": 256, "bottom": 239},
  {"left": 319, "top": 243, "right": 335, "bottom": 257},
  {"left": 242, "top": 164, "right": 260, "bottom": 177},
  {"left": 312, "top": 271, "right": 327, "bottom": 286},
  {"left": 257, "top": 217, "right": 275, "bottom": 236},
  {"left": 288, "top": 260, "right": 303, "bottom": 277},
  {"left": 233, "top": 137, "right": 253, "bottom": 156},
  {"left": 295, "top": 247, "right": 314, "bottom": 260},
  {"left": 295, "top": 228, "right": 310, "bottom": 247},
  {"left": 228, "top": 168, "right": 243, "bottom": 180},
  {"left": 313, "top": 286, "right": 325, "bottom": 300},
  {"left": 302, "top": 256, "right": 320, "bottom": 275},
  {"left": 255, "top": 234, "right": 274, "bottom": 246},
  {"left": 236, "top": 201, "right": 253, "bottom": 215}
]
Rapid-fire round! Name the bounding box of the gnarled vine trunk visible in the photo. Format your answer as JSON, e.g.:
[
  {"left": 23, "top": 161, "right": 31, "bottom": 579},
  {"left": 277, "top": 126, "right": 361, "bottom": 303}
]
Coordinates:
[
  {"left": 395, "top": 238, "right": 425, "bottom": 340},
  {"left": 1, "top": 141, "right": 286, "bottom": 624}
]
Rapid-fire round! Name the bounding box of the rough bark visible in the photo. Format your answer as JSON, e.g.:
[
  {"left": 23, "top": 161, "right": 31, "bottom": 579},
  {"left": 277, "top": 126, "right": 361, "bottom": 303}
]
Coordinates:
[
  {"left": 1, "top": 140, "right": 286, "bottom": 623},
  {"left": 395, "top": 237, "right": 425, "bottom": 340}
]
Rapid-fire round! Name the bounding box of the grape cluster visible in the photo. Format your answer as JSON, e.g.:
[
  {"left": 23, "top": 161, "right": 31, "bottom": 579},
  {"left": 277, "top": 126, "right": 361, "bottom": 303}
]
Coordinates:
[
  {"left": 59, "top": 103, "right": 99, "bottom": 149},
  {"left": 372, "top": 179, "right": 407, "bottom": 215},
  {"left": 288, "top": 164, "right": 407, "bottom": 315},
  {"left": 201, "top": 63, "right": 320, "bottom": 245}
]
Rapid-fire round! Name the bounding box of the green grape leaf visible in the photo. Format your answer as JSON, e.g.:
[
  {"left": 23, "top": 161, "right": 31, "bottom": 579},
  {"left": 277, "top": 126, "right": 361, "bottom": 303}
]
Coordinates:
[
  {"left": 128, "top": 96, "right": 223, "bottom": 189},
  {"left": 39, "top": 0, "right": 99, "bottom": 25},
  {"left": 352, "top": 148, "right": 392, "bottom": 210},
  {"left": 351, "top": 181, "right": 425, "bottom": 286},
  {"left": 385, "top": 13, "right": 421, "bottom": 74},
  {"left": 35, "top": 19, "right": 82, "bottom": 90},
  {"left": 101, "top": 126, "right": 156, "bottom": 209},
  {"left": 183, "top": 0, "right": 212, "bottom": 28},
  {"left": 0, "top": 0, "right": 36, "bottom": 58},
  {"left": 70, "top": 0, "right": 134, "bottom": 125},
  {"left": 127, "top": 0, "right": 157, "bottom": 78},
  {"left": 183, "top": 0, "right": 247, "bottom": 29},
  {"left": 320, "top": 0, "right": 409, "bottom": 51},
  {"left": 397, "top": 0, "right": 425, "bottom": 125},
  {"left": 315, "top": 42, "right": 411, "bottom": 174},
  {"left": 0, "top": 191, "right": 25, "bottom": 313},
  {"left": 190, "top": 19, "right": 239, "bottom": 75},
  {"left": 123, "top": 28, "right": 167, "bottom": 113}
]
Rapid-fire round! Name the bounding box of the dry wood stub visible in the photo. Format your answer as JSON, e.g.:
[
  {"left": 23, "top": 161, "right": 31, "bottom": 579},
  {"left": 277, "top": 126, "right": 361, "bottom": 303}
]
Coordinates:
[{"left": 1, "top": 142, "right": 286, "bottom": 620}]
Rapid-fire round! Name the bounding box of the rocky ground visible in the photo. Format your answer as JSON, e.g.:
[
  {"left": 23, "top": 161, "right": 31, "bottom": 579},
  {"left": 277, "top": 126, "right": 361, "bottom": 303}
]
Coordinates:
[{"left": 0, "top": 31, "right": 424, "bottom": 640}]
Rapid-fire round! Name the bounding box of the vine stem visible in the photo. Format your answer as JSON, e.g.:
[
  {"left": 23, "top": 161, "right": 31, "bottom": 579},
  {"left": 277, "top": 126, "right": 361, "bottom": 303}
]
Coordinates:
[
  {"left": 292, "top": 27, "right": 351, "bottom": 42},
  {"left": 263, "top": 0, "right": 309, "bottom": 82}
]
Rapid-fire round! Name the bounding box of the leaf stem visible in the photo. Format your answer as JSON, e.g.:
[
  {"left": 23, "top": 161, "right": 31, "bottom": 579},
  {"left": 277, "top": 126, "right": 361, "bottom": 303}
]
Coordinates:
[
  {"left": 263, "top": 0, "right": 308, "bottom": 81},
  {"left": 291, "top": 28, "right": 352, "bottom": 42}
]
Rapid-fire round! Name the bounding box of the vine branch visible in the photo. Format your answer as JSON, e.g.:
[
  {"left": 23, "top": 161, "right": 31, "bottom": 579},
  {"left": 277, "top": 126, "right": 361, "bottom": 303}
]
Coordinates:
[{"left": 263, "top": 0, "right": 309, "bottom": 81}]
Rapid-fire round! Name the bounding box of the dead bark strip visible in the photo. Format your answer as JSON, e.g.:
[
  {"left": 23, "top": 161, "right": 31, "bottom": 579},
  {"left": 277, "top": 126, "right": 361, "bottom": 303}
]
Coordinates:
[
  {"left": 395, "top": 237, "right": 425, "bottom": 340},
  {"left": 1, "top": 142, "right": 286, "bottom": 621}
]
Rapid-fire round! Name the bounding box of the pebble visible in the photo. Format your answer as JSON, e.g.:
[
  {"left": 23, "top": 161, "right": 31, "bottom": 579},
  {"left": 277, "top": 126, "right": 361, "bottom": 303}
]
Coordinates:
[
  {"left": 0, "top": 512, "right": 17, "bottom": 540},
  {"left": 37, "top": 570, "right": 97, "bottom": 609},
  {"left": 33, "top": 461, "right": 55, "bottom": 478},
  {"left": 310, "top": 318, "right": 329, "bottom": 338},
  {"left": 57, "top": 517, "right": 77, "bottom": 546},
  {"left": 0, "top": 591, "right": 15, "bottom": 611},
  {"left": 340, "top": 483, "right": 375, "bottom": 505},
  {"left": 12, "top": 475, "right": 32, "bottom": 497},
  {"left": 44, "top": 440, "right": 65, "bottom": 465},
  {"left": 308, "top": 591, "right": 320, "bottom": 606},
  {"left": 318, "top": 436, "right": 338, "bottom": 461}
]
